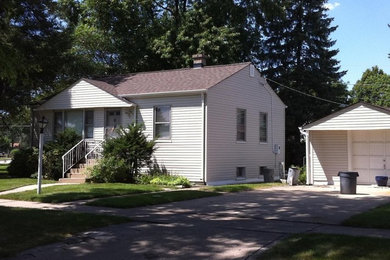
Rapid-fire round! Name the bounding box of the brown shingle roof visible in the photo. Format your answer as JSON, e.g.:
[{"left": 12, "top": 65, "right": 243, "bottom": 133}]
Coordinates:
[{"left": 87, "top": 62, "right": 250, "bottom": 96}]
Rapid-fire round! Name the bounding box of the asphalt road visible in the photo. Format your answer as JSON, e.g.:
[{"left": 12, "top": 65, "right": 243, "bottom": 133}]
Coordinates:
[{"left": 6, "top": 185, "right": 390, "bottom": 260}]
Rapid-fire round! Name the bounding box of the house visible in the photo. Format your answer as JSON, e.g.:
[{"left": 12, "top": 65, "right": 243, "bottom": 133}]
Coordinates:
[
  {"left": 34, "top": 55, "right": 285, "bottom": 185},
  {"left": 301, "top": 102, "right": 390, "bottom": 185}
]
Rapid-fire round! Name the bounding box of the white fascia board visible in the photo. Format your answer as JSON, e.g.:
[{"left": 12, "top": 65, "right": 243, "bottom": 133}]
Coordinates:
[{"left": 118, "top": 89, "right": 207, "bottom": 98}]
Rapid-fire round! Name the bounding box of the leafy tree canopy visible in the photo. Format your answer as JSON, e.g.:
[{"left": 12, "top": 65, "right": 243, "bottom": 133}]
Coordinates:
[
  {"left": 0, "top": 0, "right": 72, "bottom": 115},
  {"left": 350, "top": 66, "right": 390, "bottom": 107}
]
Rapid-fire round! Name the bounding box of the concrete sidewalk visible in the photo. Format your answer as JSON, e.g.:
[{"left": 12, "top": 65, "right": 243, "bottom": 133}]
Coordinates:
[
  {"left": 1, "top": 185, "right": 390, "bottom": 259},
  {"left": 0, "top": 183, "right": 78, "bottom": 195}
]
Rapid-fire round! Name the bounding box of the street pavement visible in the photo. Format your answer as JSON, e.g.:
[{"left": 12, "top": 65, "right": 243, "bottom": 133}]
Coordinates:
[{"left": 2, "top": 185, "right": 390, "bottom": 260}]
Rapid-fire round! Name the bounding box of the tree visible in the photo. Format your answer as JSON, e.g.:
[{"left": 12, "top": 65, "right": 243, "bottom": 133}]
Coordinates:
[
  {"left": 257, "top": 0, "right": 348, "bottom": 166},
  {"left": 350, "top": 66, "right": 390, "bottom": 107},
  {"left": 0, "top": 0, "right": 72, "bottom": 115}
]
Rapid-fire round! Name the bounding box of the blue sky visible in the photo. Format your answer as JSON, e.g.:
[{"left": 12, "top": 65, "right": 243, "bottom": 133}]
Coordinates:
[{"left": 325, "top": 0, "right": 390, "bottom": 88}]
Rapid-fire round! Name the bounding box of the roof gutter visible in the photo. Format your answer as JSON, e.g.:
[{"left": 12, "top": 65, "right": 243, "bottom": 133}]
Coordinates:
[{"left": 118, "top": 89, "right": 207, "bottom": 98}]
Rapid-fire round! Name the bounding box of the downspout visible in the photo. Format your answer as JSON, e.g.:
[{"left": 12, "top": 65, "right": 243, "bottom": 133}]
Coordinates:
[
  {"left": 201, "top": 92, "right": 207, "bottom": 184},
  {"left": 299, "top": 127, "right": 311, "bottom": 185}
]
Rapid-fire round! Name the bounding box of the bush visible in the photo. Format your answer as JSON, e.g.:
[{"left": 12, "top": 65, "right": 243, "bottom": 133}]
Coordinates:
[
  {"left": 149, "top": 175, "right": 191, "bottom": 188},
  {"left": 88, "top": 157, "right": 129, "bottom": 183},
  {"left": 102, "top": 124, "right": 155, "bottom": 182},
  {"left": 135, "top": 174, "right": 155, "bottom": 185},
  {"left": 7, "top": 148, "right": 38, "bottom": 177},
  {"left": 43, "top": 129, "right": 81, "bottom": 180},
  {"left": 298, "top": 165, "right": 306, "bottom": 185}
]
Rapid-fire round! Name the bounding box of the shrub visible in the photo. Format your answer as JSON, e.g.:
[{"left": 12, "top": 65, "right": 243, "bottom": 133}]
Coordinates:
[
  {"left": 150, "top": 175, "right": 191, "bottom": 188},
  {"left": 7, "top": 148, "right": 38, "bottom": 177},
  {"left": 298, "top": 165, "right": 306, "bottom": 185},
  {"left": 102, "top": 124, "right": 155, "bottom": 182},
  {"left": 88, "top": 157, "right": 129, "bottom": 183},
  {"left": 43, "top": 129, "right": 81, "bottom": 180},
  {"left": 135, "top": 174, "right": 155, "bottom": 185}
]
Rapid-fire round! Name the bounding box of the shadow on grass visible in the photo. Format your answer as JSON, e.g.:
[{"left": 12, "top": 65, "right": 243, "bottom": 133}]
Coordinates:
[{"left": 0, "top": 206, "right": 130, "bottom": 258}]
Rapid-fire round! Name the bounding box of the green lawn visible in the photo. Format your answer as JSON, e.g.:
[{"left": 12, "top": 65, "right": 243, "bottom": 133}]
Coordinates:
[
  {"left": 87, "top": 190, "right": 221, "bottom": 208},
  {"left": 260, "top": 233, "right": 390, "bottom": 260},
  {"left": 0, "top": 178, "right": 56, "bottom": 192},
  {"left": 202, "top": 182, "right": 284, "bottom": 193},
  {"left": 0, "top": 183, "right": 163, "bottom": 203},
  {"left": 342, "top": 202, "right": 390, "bottom": 229},
  {"left": 0, "top": 164, "right": 8, "bottom": 175},
  {"left": 0, "top": 206, "right": 130, "bottom": 257}
]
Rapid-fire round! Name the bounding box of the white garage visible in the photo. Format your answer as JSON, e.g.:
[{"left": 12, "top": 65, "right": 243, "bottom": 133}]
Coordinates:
[{"left": 301, "top": 102, "right": 390, "bottom": 185}]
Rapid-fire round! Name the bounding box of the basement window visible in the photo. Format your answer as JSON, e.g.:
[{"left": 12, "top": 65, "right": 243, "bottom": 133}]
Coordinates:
[{"left": 236, "top": 167, "right": 246, "bottom": 179}]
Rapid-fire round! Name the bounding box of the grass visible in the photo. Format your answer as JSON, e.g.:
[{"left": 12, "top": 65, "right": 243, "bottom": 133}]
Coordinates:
[
  {"left": 342, "top": 202, "right": 390, "bottom": 229},
  {"left": 0, "top": 178, "right": 56, "bottom": 192},
  {"left": 0, "top": 164, "right": 8, "bottom": 175},
  {"left": 202, "top": 182, "right": 284, "bottom": 193},
  {"left": 259, "top": 233, "right": 390, "bottom": 260},
  {"left": 0, "top": 206, "right": 130, "bottom": 257},
  {"left": 0, "top": 183, "right": 163, "bottom": 203},
  {"left": 87, "top": 190, "right": 221, "bottom": 208}
]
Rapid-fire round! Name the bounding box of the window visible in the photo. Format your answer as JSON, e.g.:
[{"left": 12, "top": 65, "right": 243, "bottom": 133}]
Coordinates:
[
  {"left": 236, "top": 108, "right": 246, "bottom": 141},
  {"left": 260, "top": 112, "right": 268, "bottom": 143},
  {"left": 53, "top": 110, "right": 94, "bottom": 138},
  {"left": 236, "top": 167, "right": 246, "bottom": 179},
  {"left": 154, "top": 106, "right": 171, "bottom": 139},
  {"left": 65, "top": 110, "right": 83, "bottom": 136},
  {"left": 54, "top": 112, "right": 63, "bottom": 136},
  {"left": 84, "top": 110, "right": 94, "bottom": 138}
]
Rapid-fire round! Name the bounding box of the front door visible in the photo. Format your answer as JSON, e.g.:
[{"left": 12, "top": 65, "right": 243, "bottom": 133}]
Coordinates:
[
  {"left": 105, "top": 110, "right": 121, "bottom": 137},
  {"left": 352, "top": 130, "right": 390, "bottom": 184}
]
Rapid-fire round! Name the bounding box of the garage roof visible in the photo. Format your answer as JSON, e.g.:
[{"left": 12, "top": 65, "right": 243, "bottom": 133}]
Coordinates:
[{"left": 302, "top": 102, "right": 390, "bottom": 131}]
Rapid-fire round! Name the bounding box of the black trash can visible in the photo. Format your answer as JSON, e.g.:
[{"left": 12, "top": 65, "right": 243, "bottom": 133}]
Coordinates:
[
  {"left": 338, "top": 171, "right": 359, "bottom": 194},
  {"left": 263, "top": 168, "right": 274, "bottom": 183}
]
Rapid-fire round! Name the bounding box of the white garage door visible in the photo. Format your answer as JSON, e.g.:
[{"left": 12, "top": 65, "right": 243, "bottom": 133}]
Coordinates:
[{"left": 352, "top": 130, "right": 390, "bottom": 184}]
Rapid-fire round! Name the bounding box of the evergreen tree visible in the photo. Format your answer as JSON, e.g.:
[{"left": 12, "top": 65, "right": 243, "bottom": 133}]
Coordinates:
[
  {"left": 351, "top": 66, "right": 390, "bottom": 107},
  {"left": 0, "top": 0, "right": 71, "bottom": 114},
  {"left": 258, "top": 0, "right": 348, "bottom": 166}
]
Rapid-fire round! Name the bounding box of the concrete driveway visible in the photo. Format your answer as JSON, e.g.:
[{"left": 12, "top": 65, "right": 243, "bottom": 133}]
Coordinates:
[{"left": 7, "top": 185, "right": 390, "bottom": 260}]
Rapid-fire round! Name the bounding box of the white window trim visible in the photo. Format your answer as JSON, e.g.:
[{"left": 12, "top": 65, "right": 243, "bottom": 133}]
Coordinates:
[
  {"left": 259, "top": 112, "right": 268, "bottom": 144},
  {"left": 154, "top": 105, "right": 172, "bottom": 141}
]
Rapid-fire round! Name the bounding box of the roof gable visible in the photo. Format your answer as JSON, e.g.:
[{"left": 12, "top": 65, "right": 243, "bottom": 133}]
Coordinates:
[
  {"left": 303, "top": 102, "right": 390, "bottom": 130},
  {"left": 36, "top": 79, "right": 133, "bottom": 110}
]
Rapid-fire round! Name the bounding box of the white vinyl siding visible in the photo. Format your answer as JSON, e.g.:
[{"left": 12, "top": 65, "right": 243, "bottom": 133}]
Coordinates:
[
  {"left": 304, "top": 104, "right": 390, "bottom": 130},
  {"left": 206, "top": 65, "right": 285, "bottom": 184},
  {"left": 131, "top": 95, "right": 203, "bottom": 182},
  {"left": 36, "top": 80, "right": 132, "bottom": 110},
  {"left": 310, "top": 131, "right": 348, "bottom": 184}
]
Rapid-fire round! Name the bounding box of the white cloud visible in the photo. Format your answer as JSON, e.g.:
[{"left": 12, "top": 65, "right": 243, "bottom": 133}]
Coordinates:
[{"left": 323, "top": 2, "right": 340, "bottom": 10}]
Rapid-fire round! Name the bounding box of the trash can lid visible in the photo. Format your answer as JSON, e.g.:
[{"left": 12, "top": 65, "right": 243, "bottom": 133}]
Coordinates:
[{"left": 338, "top": 171, "right": 359, "bottom": 177}]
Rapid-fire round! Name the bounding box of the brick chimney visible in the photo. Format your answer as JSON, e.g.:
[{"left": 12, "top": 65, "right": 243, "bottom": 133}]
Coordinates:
[{"left": 192, "top": 54, "right": 207, "bottom": 68}]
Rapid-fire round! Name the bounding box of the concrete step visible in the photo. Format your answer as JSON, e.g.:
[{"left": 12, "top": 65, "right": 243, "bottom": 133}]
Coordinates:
[
  {"left": 58, "top": 178, "right": 86, "bottom": 184},
  {"left": 69, "top": 173, "right": 87, "bottom": 179},
  {"left": 70, "top": 167, "right": 87, "bottom": 174}
]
